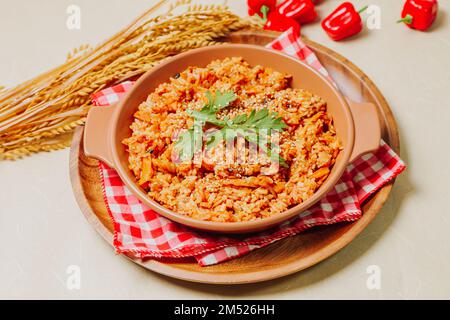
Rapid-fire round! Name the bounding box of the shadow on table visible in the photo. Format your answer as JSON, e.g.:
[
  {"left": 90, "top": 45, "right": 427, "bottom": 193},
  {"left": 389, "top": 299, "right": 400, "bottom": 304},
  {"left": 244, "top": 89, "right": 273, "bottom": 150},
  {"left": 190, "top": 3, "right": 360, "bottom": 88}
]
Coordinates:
[
  {"left": 152, "top": 128, "right": 414, "bottom": 297},
  {"left": 428, "top": 9, "right": 446, "bottom": 32}
]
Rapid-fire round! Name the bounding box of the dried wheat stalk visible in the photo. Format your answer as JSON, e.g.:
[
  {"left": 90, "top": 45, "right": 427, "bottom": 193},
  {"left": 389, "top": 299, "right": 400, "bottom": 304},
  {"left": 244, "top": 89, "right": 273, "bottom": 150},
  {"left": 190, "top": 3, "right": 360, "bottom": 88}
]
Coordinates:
[{"left": 0, "top": 0, "right": 259, "bottom": 160}]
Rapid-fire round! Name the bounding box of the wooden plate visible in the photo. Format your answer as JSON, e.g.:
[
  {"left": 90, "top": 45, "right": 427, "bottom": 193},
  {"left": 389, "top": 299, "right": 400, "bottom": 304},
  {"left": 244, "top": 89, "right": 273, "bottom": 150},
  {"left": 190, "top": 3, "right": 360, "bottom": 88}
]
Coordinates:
[{"left": 69, "top": 30, "right": 400, "bottom": 284}]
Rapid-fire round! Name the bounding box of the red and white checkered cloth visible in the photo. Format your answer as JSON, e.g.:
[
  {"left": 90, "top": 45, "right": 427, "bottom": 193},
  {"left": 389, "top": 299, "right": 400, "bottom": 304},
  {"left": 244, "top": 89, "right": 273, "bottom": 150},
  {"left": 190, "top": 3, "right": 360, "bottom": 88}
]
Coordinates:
[{"left": 91, "top": 29, "right": 406, "bottom": 266}]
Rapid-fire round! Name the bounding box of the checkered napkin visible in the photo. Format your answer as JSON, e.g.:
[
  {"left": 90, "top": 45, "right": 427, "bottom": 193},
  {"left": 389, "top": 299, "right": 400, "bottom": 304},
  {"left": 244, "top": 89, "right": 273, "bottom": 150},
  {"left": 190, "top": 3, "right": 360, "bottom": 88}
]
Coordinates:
[{"left": 91, "top": 28, "right": 406, "bottom": 266}]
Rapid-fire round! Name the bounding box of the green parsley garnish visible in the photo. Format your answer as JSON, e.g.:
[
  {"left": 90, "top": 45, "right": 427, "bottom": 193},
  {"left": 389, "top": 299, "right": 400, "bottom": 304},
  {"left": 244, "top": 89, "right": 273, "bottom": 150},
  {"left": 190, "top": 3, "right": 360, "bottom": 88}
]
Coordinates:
[{"left": 175, "top": 90, "right": 288, "bottom": 167}]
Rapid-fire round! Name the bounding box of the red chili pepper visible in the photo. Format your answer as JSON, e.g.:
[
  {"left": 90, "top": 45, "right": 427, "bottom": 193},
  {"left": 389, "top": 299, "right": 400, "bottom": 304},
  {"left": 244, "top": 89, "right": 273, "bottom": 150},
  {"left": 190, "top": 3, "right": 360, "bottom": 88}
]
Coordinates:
[
  {"left": 398, "top": 0, "right": 438, "bottom": 31},
  {"left": 263, "top": 10, "right": 301, "bottom": 36},
  {"left": 321, "top": 2, "right": 368, "bottom": 41},
  {"left": 277, "top": 0, "right": 318, "bottom": 24},
  {"left": 247, "top": 0, "right": 277, "bottom": 17}
]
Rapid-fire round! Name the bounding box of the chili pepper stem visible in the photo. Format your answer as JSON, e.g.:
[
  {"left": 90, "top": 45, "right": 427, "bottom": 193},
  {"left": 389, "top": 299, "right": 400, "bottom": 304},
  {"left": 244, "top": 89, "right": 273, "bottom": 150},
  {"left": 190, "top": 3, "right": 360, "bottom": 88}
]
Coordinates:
[
  {"left": 358, "top": 5, "right": 369, "bottom": 14},
  {"left": 260, "top": 5, "right": 269, "bottom": 22},
  {"left": 397, "top": 14, "right": 413, "bottom": 24}
]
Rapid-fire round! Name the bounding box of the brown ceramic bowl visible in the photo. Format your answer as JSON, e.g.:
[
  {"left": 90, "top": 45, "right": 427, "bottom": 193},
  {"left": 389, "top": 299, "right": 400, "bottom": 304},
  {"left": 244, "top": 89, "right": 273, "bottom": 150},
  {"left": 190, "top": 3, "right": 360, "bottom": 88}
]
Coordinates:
[{"left": 84, "top": 44, "right": 380, "bottom": 234}]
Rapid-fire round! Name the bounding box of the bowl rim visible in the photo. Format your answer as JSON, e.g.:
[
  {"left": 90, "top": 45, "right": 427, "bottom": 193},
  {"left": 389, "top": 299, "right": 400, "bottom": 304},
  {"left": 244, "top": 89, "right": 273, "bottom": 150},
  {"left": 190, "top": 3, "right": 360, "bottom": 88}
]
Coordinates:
[{"left": 109, "top": 43, "right": 355, "bottom": 233}]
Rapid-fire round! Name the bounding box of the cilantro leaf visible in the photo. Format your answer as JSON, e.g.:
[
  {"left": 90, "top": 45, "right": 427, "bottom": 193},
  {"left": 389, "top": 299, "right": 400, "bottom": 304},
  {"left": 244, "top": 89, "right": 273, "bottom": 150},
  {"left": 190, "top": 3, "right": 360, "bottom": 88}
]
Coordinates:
[
  {"left": 212, "top": 90, "right": 236, "bottom": 110},
  {"left": 176, "top": 90, "right": 289, "bottom": 167},
  {"left": 187, "top": 109, "right": 224, "bottom": 127},
  {"left": 175, "top": 122, "right": 203, "bottom": 162},
  {"left": 228, "top": 108, "right": 287, "bottom": 131}
]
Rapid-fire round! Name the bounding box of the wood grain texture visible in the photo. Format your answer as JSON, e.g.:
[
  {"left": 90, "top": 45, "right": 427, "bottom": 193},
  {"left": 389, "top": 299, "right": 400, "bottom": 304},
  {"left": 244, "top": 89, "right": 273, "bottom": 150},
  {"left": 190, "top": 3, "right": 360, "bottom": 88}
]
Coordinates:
[{"left": 69, "top": 30, "right": 400, "bottom": 284}]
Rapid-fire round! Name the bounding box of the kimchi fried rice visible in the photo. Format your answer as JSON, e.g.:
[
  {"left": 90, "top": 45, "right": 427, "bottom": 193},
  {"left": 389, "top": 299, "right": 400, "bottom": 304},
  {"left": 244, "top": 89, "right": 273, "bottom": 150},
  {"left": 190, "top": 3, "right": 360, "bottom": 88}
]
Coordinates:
[{"left": 122, "top": 57, "right": 341, "bottom": 222}]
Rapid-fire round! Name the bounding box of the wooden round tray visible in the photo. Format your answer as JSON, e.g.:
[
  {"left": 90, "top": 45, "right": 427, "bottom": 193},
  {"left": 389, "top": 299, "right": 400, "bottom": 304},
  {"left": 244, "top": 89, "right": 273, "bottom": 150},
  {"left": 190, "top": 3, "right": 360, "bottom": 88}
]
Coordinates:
[{"left": 69, "top": 30, "right": 400, "bottom": 284}]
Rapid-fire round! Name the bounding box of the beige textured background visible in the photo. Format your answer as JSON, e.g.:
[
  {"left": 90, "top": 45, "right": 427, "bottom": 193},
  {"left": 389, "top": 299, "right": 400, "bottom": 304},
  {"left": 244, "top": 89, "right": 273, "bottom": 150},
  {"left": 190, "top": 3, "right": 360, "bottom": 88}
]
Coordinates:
[{"left": 0, "top": 0, "right": 449, "bottom": 299}]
